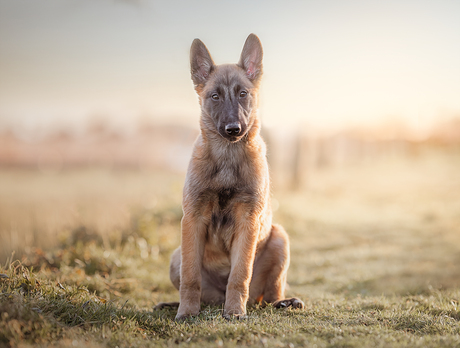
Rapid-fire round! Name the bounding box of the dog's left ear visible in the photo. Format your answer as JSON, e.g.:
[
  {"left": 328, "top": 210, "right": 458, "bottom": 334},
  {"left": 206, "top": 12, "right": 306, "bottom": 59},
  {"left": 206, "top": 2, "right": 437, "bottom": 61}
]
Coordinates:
[{"left": 238, "top": 34, "right": 263, "bottom": 85}]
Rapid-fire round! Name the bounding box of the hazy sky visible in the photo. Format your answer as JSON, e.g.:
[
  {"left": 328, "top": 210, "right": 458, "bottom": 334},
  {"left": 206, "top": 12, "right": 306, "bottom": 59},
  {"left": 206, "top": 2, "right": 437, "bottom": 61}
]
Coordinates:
[{"left": 1, "top": 0, "right": 459, "bottom": 134}]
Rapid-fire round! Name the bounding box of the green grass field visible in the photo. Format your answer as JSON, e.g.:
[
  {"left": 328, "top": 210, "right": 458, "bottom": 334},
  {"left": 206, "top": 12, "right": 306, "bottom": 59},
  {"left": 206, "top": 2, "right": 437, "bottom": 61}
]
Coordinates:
[{"left": 1, "top": 152, "right": 460, "bottom": 347}]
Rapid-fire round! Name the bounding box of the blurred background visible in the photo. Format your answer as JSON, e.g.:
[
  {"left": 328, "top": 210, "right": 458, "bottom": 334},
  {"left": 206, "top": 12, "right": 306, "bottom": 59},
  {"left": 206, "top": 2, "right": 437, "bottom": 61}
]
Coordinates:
[{"left": 0, "top": 0, "right": 459, "bottom": 296}]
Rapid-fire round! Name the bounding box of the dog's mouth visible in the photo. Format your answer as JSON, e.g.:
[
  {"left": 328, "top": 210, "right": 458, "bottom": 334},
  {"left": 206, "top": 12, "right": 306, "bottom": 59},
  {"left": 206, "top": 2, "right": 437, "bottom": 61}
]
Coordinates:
[{"left": 219, "top": 131, "right": 246, "bottom": 143}]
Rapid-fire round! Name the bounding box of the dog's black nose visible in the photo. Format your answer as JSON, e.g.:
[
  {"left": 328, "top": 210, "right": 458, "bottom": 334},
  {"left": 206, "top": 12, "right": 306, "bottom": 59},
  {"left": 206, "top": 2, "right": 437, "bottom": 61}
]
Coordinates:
[{"left": 225, "top": 123, "right": 241, "bottom": 136}]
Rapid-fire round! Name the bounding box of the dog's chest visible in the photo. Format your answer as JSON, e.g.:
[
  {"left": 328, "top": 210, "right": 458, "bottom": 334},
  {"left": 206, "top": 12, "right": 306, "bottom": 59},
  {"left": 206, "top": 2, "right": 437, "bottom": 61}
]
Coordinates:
[
  {"left": 206, "top": 188, "right": 237, "bottom": 250},
  {"left": 210, "top": 160, "right": 241, "bottom": 188},
  {"left": 195, "top": 145, "right": 259, "bottom": 253},
  {"left": 199, "top": 185, "right": 249, "bottom": 246}
]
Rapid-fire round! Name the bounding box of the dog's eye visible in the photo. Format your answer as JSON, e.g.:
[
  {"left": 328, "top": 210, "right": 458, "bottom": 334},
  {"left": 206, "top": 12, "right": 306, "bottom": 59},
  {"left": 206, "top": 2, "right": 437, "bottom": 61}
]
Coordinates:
[
  {"left": 211, "top": 93, "right": 219, "bottom": 101},
  {"left": 239, "top": 90, "right": 248, "bottom": 98}
]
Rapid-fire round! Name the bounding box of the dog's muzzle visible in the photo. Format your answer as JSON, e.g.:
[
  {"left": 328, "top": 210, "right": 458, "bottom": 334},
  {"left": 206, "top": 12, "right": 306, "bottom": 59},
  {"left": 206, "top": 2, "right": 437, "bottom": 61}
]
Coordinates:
[
  {"left": 225, "top": 123, "right": 241, "bottom": 136},
  {"left": 220, "top": 122, "right": 246, "bottom": 142}
]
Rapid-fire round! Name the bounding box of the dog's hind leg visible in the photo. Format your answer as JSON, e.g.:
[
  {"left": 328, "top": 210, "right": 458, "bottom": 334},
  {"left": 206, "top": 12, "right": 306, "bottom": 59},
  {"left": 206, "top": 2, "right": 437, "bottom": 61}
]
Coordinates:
[
  {"left": 155, "top": 246, "right": 226, "bottom": 311},
  {"left": 249, "top": 224, "right": 304, "bottom": 309},
  {"left": 154, "top": 247, "right": 181, "bottom": 311},
  {"left": 153, "top": 302, "right": 180, "bottom": 310}
]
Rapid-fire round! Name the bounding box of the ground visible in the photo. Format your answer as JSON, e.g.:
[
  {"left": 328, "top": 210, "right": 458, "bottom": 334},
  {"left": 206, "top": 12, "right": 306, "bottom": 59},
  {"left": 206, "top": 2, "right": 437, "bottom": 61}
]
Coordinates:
[{"left": 0, "top": 151, "right": 459, "bottom": 347}]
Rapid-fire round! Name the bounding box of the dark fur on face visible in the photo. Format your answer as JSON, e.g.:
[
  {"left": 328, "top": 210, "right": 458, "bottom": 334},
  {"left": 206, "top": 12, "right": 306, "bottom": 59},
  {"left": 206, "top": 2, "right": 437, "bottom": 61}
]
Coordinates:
[{"left": 190, "top": 35, "right": 263, "bottom": 143}]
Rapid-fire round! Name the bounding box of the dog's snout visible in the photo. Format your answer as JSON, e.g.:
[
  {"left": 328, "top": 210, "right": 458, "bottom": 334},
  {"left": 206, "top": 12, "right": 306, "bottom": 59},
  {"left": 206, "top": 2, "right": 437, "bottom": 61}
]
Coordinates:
[{"left": 225, "top": 123, "right": 241, "bottom": 136}]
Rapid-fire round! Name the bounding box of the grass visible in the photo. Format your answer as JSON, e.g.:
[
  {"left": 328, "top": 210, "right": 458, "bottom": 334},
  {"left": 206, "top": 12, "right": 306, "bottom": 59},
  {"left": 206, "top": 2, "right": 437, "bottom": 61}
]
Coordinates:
[
  {"left": 1, "top": 151, "right": 460, "bottom": 347},
  {"left": 1, "top": 260, "right": 459, "bottom": 347}
]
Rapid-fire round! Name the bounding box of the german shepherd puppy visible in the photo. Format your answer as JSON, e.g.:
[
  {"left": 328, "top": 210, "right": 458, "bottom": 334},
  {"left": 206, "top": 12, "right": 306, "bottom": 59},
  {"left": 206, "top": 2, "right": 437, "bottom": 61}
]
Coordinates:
[{"left": 156, "top": 34, "right": 304, "bottom": 320}]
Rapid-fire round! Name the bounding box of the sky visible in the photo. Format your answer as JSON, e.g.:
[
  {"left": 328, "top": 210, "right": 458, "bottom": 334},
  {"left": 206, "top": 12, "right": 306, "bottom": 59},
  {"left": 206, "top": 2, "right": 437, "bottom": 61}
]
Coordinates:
[{"left": 1, "top": 0, "right": 459, "bottom": 135}]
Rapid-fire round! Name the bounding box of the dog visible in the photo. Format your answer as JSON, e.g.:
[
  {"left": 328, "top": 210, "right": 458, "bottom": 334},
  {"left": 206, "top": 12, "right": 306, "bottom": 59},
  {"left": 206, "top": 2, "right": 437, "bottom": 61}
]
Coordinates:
[{"left": 155, "top": 34, "right": 304, "bottom": 320}]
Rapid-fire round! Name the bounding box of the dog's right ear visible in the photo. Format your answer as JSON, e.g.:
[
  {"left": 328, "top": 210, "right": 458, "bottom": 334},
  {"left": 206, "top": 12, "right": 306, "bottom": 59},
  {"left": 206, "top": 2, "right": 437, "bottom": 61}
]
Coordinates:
[
  {"left": 238, "top": 34, "right": 263, "bottom": 85},
  {"left": 190, "top": 39, "right": 215, "bottom": 93}
]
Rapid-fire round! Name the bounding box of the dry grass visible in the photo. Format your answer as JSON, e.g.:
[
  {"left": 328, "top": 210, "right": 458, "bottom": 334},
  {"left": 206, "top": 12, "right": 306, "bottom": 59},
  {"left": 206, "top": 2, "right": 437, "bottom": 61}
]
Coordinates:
[
  {"left": 279, "top": 151, "right": 460, "bottom": 298},
  {"left": 0, "top": 150, "right": 460, "bottom": 347},
  {"left": 0, "top": 169, "right": 184, "bottom": 261}
]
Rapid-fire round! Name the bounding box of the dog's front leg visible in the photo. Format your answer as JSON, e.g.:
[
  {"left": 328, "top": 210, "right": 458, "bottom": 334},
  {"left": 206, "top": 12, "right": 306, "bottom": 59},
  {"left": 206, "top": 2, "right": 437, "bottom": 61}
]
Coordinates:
[
  {"left": 176, "top": 214, "right": 206, "bottom": 321},
  {"left": 224, "top": 211, "right": 259, "bottom": 319}
]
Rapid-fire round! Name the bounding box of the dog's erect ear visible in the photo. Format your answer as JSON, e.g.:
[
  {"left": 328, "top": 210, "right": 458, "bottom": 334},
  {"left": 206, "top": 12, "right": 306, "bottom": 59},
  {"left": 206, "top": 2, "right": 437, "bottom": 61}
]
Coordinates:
[
  {"left": 190, "top": 39, "right": 215, "bottom": 91},
  {"left": 238, "top": 34, "right": 263, "bottom": 84}
]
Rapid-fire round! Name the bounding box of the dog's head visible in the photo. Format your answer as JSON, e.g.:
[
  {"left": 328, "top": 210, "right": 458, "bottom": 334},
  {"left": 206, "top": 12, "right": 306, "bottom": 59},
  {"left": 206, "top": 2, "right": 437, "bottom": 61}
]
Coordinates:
[{"left": 190, "top": 34, "right": 263, "bottom": 143}]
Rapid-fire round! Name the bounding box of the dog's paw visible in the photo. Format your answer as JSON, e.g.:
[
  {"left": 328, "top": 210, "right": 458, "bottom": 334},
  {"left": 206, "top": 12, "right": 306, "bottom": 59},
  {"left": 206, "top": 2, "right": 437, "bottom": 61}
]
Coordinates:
[
  {"left": 153, "top": 302, "right": 180, "bottom": 310},
  {"left": 174, "top": 304, "right": 200, "bottom": 321},
  {"left": 222, "top": 313, "right": 248, "bottom": 321},
  {"left": 222, "top": 307, "right": 247, "bottom": 320},
  {"left": 273, "top": 297, "right": 305, "bottom": 309},
  {"left": 175, "top": 313, "right": 195, "bottom": 322}
]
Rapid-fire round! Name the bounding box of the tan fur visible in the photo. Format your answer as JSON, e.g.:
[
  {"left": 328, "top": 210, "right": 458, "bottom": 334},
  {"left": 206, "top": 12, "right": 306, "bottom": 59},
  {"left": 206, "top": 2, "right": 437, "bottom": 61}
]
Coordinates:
[{"left": 155, "top": 34, "right": 304, "bottom": 320}]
